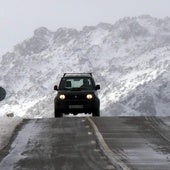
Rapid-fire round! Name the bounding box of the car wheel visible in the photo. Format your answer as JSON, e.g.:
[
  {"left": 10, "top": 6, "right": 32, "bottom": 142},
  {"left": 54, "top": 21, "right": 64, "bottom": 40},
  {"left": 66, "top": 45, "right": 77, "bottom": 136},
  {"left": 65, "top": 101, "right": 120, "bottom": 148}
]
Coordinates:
[
  {"left": 92, "top": 109, "right": 100, "bottom": 117},
  {"left": 55, "top": 109, "right": 63, "bottom": 118}
]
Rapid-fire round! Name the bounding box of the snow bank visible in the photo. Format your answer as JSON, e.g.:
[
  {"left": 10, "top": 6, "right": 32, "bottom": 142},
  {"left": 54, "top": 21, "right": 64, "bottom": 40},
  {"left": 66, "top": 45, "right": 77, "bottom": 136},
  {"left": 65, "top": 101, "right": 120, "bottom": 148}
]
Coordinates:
[{"left": 0, "top": 117, "right": 23, "bottom": 150}]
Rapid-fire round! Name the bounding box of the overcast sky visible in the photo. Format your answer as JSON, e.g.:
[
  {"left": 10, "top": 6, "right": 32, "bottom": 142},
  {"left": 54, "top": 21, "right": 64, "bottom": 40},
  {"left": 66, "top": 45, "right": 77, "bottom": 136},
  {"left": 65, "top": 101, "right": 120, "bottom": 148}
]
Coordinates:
[{"left": 1, "top": 0, "right": 170, "bottom": 56}]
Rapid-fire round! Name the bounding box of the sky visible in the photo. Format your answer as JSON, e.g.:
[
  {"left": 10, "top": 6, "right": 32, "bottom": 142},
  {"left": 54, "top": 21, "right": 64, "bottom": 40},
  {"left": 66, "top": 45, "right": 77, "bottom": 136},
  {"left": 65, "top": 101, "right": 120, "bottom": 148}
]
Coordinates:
[{"left": 1, "top": 0, "right": 170, "bottom": 56}]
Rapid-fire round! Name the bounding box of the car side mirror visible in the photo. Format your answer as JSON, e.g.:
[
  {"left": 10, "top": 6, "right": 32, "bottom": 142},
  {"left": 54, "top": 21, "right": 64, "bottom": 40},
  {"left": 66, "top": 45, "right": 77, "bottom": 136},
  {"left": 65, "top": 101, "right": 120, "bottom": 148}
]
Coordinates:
[
  {"left": 95, "top": 85, "right": 100, "bottom": 90},
  {"left": 0, "top": 87, "right": 6, "bottom": 101},
  {"left": 54, "top": 85, "right": 58, "bottom": 91}
]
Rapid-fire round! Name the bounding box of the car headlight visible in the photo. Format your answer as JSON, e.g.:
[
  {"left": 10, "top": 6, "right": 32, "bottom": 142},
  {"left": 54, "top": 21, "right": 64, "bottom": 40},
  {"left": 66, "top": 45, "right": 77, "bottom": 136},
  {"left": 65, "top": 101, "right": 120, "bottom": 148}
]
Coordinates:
[
  {"left": 86, "top": 94, "right": 93, "bottom": 100},
  {"left": 59, "top": 94, "right": 65, "bottom": 100}
]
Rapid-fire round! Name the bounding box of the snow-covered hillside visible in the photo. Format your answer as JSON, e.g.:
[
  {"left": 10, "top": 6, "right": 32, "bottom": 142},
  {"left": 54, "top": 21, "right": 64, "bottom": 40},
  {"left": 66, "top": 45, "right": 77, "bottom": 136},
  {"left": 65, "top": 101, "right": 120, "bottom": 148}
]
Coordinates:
[{"left": 0, "top": 15, "right": 170, "bottom": 117}]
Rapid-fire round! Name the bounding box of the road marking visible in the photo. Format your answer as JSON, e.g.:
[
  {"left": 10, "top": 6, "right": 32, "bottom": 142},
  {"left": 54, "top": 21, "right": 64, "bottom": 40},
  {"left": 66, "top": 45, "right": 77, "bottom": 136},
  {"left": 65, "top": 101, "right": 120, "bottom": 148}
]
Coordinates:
[
  {"left": 90, "top": 140, "right": 96, "bottom": 144},
  {"left": 87, "top": 117, "right": 131, "bottom": 170},
  {"left": 94, "top": 148, "right": 100, "bottom": 152},
  {"left": 100, "top": 156, "right": 107, "bottom": 160},
  {"left": 88, "top": 131, "right": 92, "bottom": 135}
]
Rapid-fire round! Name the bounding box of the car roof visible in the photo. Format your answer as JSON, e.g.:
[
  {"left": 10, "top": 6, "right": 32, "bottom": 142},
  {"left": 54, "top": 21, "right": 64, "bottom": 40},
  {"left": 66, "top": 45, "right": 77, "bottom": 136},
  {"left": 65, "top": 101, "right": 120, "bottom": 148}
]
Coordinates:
[{"left": 63, "top": 73, "right": 92, "bottom": 78}]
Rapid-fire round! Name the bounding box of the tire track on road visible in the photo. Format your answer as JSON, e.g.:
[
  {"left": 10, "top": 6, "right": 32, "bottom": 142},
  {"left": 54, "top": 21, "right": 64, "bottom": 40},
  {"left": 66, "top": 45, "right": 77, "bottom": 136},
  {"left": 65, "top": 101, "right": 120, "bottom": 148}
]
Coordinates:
[{"left": 145, "top": 116, "right": 170, "bottom": 143}]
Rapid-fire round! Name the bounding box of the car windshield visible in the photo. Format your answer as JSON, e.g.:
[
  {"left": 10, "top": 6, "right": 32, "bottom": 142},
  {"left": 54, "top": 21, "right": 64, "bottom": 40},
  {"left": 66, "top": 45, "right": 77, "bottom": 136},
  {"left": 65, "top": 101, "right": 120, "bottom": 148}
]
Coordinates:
[{"left": 59, "top": 77, "right": 94, "bottom": 90}]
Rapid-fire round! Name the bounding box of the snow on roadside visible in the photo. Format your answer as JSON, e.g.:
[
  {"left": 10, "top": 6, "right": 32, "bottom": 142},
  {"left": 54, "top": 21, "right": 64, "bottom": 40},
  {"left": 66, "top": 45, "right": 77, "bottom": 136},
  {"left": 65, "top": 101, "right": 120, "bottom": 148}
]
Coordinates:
[{"left": 0, "top": 117, "right": 23, "bottom": 150}]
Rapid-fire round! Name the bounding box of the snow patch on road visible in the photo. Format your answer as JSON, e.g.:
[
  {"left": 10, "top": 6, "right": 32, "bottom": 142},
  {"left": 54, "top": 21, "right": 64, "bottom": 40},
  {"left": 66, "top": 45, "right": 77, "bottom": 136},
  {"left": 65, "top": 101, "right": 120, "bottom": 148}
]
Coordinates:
[{"left": 0, "top": 117, "right": 23, "bottom": 150}]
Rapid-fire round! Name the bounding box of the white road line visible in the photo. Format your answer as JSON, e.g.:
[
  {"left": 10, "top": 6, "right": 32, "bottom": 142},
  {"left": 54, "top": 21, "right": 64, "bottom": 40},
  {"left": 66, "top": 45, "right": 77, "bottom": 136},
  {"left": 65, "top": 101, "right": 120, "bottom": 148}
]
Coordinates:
[
  {"left": 88, "top": 131, "right": 93, "bottom": 135},
  {"left": 81, "top": 119, "right": 86, "bottom": 122},
  {"left": 90, "top": 140, "right": 96, "bottom": 144},
  {"left": 94, "top": 148, "right": 100, "bottom": 152},
  {"left": 87, "top": 117, "right": 131, "bottom": 170}
]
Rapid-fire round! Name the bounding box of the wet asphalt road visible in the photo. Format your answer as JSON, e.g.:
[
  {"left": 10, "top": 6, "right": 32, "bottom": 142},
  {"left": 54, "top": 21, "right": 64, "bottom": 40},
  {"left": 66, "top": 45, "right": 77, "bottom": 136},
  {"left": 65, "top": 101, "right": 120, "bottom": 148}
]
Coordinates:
[
  {"left": 0, "top": 118, "right": 112, "bottom": 170},
  {"left": 0, "top": 117, "right": 170, "bottom": 170},
  {"left": 93, "top": 117, "right": 170, "bottom": 170}
]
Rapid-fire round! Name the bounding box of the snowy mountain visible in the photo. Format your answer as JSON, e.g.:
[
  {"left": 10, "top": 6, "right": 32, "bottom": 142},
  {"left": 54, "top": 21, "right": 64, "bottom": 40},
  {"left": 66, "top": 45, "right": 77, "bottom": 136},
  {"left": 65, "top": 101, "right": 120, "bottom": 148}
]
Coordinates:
[{"left": 0, "top": 15, "right": 170, "bottom": 117}]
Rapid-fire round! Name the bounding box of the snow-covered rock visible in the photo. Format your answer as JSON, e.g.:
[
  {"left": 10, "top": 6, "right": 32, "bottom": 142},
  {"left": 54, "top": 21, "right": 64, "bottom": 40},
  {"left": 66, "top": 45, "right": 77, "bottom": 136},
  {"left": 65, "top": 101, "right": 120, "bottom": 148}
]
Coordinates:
[{"left": 0, "top": 15, "right": 170, "bottom": 117}]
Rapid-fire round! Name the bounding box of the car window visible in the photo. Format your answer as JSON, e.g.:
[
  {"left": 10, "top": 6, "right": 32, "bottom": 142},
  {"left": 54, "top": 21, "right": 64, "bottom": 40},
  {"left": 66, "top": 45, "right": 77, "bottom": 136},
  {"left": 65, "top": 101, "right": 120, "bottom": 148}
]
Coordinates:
[{"left": 59, "top": 77, "right": 94, "bottom": 90}]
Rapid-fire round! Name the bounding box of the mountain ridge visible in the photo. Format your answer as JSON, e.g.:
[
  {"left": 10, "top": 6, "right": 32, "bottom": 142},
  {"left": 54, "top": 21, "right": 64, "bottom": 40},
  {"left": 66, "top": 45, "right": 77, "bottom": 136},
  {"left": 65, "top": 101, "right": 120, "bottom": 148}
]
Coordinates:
[{"left": 0, "top": 15, "right": 170, "bottom": 117}]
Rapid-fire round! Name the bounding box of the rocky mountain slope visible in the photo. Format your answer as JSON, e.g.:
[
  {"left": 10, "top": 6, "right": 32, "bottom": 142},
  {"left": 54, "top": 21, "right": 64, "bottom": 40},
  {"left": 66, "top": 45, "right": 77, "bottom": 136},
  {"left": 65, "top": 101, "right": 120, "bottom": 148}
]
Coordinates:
[{"left": 0, "top": 15, "right": 170, "bottom": 117}]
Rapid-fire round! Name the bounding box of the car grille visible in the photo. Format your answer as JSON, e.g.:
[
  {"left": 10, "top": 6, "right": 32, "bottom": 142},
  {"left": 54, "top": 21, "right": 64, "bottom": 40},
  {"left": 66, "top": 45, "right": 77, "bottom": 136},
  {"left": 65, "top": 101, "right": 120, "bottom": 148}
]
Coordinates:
[{"left": 66, "top": 94, "right": 85, "bottom": 100}]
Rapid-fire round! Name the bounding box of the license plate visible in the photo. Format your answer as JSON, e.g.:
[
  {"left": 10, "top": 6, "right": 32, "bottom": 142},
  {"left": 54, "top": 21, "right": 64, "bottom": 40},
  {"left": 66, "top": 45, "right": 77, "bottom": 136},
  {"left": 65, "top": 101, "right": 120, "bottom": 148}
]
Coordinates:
[{"left": 69, "top": 105, "right": 83, "bottom": 109}]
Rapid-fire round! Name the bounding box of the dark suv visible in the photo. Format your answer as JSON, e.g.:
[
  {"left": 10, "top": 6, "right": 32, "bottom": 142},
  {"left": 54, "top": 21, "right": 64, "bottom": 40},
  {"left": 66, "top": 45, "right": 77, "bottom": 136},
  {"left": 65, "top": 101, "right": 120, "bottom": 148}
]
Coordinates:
[{"left": 54, "top": 73, "right": 100, "bottom": 117}]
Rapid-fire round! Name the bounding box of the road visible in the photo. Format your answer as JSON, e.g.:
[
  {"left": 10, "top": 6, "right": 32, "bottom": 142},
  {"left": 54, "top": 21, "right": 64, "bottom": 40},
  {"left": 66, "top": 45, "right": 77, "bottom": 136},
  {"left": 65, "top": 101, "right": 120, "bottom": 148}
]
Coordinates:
[
  {"left": 92, "top": 117, "right": 170, "bottom": 170},
  {"left": 0, "top": 117, "right": 170, "bottom": 170}
]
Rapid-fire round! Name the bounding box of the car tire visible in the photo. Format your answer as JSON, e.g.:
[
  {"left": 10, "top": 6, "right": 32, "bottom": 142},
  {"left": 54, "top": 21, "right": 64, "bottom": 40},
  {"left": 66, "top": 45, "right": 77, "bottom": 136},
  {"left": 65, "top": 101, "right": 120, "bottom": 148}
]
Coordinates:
[
  {"left": 55, "top": 109, "right": 63, "bottom": 118},
  {"left": 92, "top": 109, "right": 100, "bottom": 117}
]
